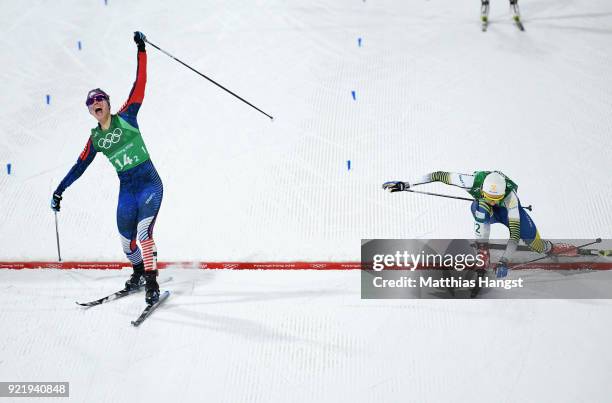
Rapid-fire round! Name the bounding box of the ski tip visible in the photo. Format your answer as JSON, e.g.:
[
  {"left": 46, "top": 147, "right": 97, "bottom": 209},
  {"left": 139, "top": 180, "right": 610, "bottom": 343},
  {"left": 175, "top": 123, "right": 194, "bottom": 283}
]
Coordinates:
[
  {"left": 131, "top": 290, "right": 170, "bottom": 327},
  {"left": 147, "top": 290, "right": 171, "bottom": 307},
  {"left": 158, "top": 290, "right": 171, "bottom": 299},
  {"left": 156, "top": 290, "right": 171, "bottom": 304}
]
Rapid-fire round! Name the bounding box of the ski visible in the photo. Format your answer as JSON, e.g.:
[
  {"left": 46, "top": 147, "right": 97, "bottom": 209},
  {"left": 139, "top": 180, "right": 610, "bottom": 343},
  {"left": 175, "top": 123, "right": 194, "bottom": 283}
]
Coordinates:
[
  {"left": 513, "top": 15, "right": 525, "bottom": 31},
  {"left": 76, "top": 276, "right": 172, "bottom": 307},
  {"left": 77, "top": 287, "right": 140, "bottom": 307},
  {"left": 131, "top": 291, "right": 170, "bottom": 327},
  {"left": 575, "top": 248, "right": 611, "bottom": 257}
]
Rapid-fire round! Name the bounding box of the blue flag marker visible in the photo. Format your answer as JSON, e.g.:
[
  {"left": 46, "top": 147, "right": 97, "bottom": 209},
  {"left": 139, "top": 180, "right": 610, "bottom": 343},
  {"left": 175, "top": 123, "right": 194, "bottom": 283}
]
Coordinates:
[
  {"left": 351, "top": 90, "right": 356, "bottom": 100},
  {"left": 358, "top": 38, "right": 362, "bottom": 47},
  {"left": 46, "top": 95, "right": 50, "bottom": 105},
  {"left": 7, "top": 163, "right": 11, "bottom": 175},
  {"left": 104, "top": 0, "right": 108, "bottom": 5},
  {"left": 78, "top": 40, "right": 82, "bottom": 50},
  {"left": 347, "top": 160, "right": 351, "bottom": 170}
]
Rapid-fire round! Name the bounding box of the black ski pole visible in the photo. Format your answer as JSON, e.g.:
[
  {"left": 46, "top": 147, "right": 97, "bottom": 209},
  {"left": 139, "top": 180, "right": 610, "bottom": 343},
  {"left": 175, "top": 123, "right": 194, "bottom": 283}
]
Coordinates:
[
  {"left": 144, "top": 38, "right": 274, "bottom": 121},
  {"left": 403, "top": 189, "right": 533, "bottom": 211},
  {"left": 54, "top": 211, "right": 62, "bottom": 262},
  {"left": 511, "top": 238, "right": 602, "bottom": 269}
]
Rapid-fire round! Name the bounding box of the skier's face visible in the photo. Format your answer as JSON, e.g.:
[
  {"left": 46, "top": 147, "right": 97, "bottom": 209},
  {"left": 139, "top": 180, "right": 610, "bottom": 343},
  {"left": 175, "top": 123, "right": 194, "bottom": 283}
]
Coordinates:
[
  {"left": 88, "top": 98, "right": 110, "bottom": 122},
  {"left": 482, "top": 194, "right": 502, "bottom": 206}
]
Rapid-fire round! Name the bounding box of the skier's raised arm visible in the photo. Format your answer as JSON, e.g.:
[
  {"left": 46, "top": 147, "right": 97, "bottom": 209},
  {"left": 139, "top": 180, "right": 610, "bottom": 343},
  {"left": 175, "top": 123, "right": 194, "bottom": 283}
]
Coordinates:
[{"left": 117, "top": 32, "right": 147, "bottom": 127}]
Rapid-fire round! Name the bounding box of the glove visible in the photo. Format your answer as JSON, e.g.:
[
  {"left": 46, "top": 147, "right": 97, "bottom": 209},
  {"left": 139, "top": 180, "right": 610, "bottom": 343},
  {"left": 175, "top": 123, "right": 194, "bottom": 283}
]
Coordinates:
[
  {"left": 51, "top": 193, "right": 62, "bottom": 212},
  {"left": 382, "top": 181, "right": 409, "bottom": 193},
  {"left": 134, "top": 31, "right": 146, "bottom": 51},
  {"left": 495, "top": 258, "right": 509, "bottom": 278}
]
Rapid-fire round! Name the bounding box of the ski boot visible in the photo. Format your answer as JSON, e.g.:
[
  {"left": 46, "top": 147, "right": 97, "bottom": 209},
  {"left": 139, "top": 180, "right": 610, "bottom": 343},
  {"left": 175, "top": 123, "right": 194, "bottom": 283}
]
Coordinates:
[
  {"left": 124, "top": 262, "right": 145, "bottom": 291},
  {"left": 144, "top": 270, "right": 160, "bottom": 305}
]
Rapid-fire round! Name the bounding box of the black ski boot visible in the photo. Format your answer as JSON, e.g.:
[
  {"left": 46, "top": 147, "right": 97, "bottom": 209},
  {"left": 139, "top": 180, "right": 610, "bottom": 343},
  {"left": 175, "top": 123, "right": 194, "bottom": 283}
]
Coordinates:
[
  {"left": 144, "top": 270, "right": 160, "bottom": 305},
  {"left": 125, "top": 262, "right": 145, "bottom": 291}
]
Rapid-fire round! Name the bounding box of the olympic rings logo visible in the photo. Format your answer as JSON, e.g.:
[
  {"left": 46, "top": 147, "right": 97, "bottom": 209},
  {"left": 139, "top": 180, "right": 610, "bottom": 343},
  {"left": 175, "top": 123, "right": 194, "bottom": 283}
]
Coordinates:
[{"left": 97, "top": 128, "right": 122, "bottom": 149}]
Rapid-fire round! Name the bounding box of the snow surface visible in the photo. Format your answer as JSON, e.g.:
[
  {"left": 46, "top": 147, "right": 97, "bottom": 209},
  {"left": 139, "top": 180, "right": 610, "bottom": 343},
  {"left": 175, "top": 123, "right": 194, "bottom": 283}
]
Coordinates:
[
  {"left": 1, "top": 0, "right": 612, "bottom": 402},
  {"left": 2, "top": 268, "right": 612, "bottom": 403}
]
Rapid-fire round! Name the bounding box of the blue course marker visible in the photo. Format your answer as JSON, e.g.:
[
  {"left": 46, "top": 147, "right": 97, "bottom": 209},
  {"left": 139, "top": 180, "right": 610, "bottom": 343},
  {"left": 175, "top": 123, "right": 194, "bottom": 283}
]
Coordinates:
[
  {"left": 351, "top": 90, "right": 356, "bottom": 100},
  {"left": 358, "top": 37, "right": 362, "bottom": 47},
  {"left": 104, "top": 0, "right": 108, "bottom": 5},
  {"left": 347, "top": 160, "right": 351, "bottom": 170},
  {"left": 7, "top": 163, "right": 11, "bottom": 175},
  {"left": 46, "top": 94, "right": 50, "bottom": 104},
  {"left": 78, "top": 40, "right": 82, "bottom": 50}
]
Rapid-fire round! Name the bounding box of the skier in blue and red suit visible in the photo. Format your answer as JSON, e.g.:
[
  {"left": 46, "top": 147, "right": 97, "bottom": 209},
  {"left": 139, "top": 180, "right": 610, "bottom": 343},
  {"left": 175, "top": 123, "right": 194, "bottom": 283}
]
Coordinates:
[{"left": 51, "top": 32, "right": 163, "bottom": 305}]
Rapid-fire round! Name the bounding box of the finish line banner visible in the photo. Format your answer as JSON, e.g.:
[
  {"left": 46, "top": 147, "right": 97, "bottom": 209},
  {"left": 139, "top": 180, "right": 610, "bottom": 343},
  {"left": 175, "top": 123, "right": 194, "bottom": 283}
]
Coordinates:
[{"left": 361, "top": 239, "right": 612, "bottom": 299}]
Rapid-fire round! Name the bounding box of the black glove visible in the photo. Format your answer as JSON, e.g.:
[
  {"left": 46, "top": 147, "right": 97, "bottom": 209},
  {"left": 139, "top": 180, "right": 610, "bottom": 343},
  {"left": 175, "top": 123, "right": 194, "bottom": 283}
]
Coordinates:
[
  {"left": 51, "top": 193, "right": 62, "bottom": 212},
  {"left": 134, "top": 31, "right": 146, "bottom": 51},
  {"left": 382, "top": 181, "right": 409, "bottom": 193}
]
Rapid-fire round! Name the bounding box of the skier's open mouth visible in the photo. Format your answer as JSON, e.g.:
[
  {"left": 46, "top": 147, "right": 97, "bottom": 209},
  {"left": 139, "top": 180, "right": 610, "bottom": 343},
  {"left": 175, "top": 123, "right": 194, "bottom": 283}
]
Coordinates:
[{"left": 95, "top": 107, "right": 103, "bottom": 113}]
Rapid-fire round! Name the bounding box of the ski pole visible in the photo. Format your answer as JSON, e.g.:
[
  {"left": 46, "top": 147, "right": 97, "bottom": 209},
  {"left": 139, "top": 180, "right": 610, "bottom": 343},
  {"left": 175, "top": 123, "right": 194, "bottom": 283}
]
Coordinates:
[
  {"left": 403, "top": 189, "right": 533, "bottom": 211},
  {"left": 511, "top": 238, "right": 602, "bottom": 269},
  {"left": 144, "top": 38, "right": 274, "bottom": 121},
  {"left": 54, "top": 211, "right": 62, "bottom": 262}
]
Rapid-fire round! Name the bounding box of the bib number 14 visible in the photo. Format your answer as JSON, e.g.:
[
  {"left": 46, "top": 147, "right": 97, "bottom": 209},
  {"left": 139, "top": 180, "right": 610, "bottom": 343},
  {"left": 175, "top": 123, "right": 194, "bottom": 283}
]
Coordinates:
[{"left": 114, "top": 153, "right": 138, "bottom": 170}]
